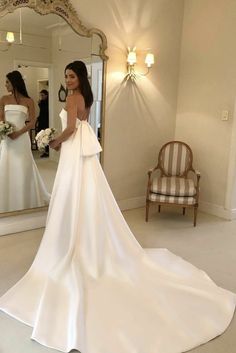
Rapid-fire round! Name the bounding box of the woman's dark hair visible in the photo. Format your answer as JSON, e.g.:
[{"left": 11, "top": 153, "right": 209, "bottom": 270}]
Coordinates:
[
  {"left": 40, "top": 89, "right": 48, "bottom": 96},
  {"left": 6, "top": 70, "right": 30, "bottom": 99},
  {"left": 65, "top": 61, "right": 93, "bottom": 108}
]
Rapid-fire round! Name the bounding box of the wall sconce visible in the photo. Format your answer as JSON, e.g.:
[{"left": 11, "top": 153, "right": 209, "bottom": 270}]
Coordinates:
[
  {"left": 0, "top": 9, "right": 22, "bottom": 51},
  {"left": 6, "top": 32, "right": 15, "bottom": 43},
  {"left": 126, "top": 47, "right": 155, "bottom": 81},
  {"left": 0, "top": 31, "right": 15, "bottom": 52}
]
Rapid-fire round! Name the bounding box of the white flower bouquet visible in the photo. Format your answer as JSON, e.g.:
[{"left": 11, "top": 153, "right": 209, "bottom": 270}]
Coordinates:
[
  {"left": 0, "top": 121, "right": 16, "bottom": 141},
  {"left": 35, "top": 128, "right": 57, "bottom": 152}
]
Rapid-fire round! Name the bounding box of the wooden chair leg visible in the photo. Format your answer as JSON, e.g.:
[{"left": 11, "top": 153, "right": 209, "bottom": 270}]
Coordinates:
[
  {"left": 146, "top": 200, "right": 150, "bottom": 222},
  {"left": 158, "top": 205, "right": 161, "bottom": 213},
  {"left": 193, "top": 206, "right": 198, "bottom": 227},
  {"left": 182, "top": 207, "right": 186, "bottom": 215}
]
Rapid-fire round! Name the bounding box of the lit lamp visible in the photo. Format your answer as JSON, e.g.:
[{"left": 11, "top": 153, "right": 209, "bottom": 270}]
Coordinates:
[
  {"left": 126, "top": 47, "right": 155, "bottom": 81},
  {"left": 127, "top": 48, "right": 137, "bottom": 80},
  {"left": 127, "top": 50, "right": 137, "bottom": 66},
  {"left": 145, "top": 53, "right": 155, "bottom": 68},
  {"left": 6, "top": 32, "right": 15, "bottom": 43}
]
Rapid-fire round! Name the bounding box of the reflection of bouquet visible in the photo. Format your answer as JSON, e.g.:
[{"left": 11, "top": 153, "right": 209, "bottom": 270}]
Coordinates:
[
  {"left": 0, "top": 121, "right": 16, "bottom": 141},
  {"left": 35, "top": 128, "right": 57, "bottom": 151}
]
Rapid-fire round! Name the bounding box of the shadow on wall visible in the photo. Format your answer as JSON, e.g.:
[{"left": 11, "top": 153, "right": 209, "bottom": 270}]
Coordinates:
[
  {"left": 106, "top": 69, "right": 173, "bottom": 133},
  {"left": 106, "top": 0, "right": 170, "bottom": 44}
]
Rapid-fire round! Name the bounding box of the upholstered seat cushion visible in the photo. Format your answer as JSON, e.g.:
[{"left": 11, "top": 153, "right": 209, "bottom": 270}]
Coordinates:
[
  {"left": 149, "top": 193, "right": 196, "bottom": 205},
  {"left": 150, "top": 176, "right": 196, "bottom": 197}
]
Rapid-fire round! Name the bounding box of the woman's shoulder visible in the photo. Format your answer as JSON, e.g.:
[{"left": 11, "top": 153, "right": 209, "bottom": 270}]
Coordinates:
[
  {"left": 23, "top": 96, "right": 34, "bottom": 105},
  {"left": 19, "top": 97, "right": 34, "bottom": 110},
  {"left": 0, "top": 95, "right": 12, "bottom": 104},
  {"left": 66, "top": 93, "right": 85, "bottom": 109},
  {"left": 66, "top": 93, "right": 84, "bottom": 103}
]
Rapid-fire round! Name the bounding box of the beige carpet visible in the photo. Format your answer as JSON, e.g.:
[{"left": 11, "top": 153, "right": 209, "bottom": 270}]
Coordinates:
[
  {"left": 0, "top": 207, "right": 236, "bottom": 353},
  {"left": 35, "top": 158, "right": 58, "bottom": 193}
]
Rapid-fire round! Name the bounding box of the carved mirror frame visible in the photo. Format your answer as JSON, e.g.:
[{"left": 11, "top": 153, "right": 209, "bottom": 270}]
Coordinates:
[{"left": 0, "top": 0, "right": 108, "bottom": 218}]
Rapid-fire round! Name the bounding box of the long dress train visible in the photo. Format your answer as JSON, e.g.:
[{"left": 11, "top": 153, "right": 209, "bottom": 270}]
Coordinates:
[
  {"left": 0, "top": 108, "right": 235, "bottom": 353},
  {"left": 0, "top": 104, "right": 50, "bottom": 213}
]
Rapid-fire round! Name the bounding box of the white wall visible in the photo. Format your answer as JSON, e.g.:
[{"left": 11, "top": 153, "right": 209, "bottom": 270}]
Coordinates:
[
  {"left": 0, "top": 33, "right": 51, "bottom": 97},
  {"left": 71, "top": 0, "right": 185, "bottom": 206},
  {"left": 175, "top": 0, "right": 236, "bottom": 218}
]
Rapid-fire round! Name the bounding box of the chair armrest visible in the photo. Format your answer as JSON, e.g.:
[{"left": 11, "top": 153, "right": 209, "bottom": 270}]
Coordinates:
[
  {"left": 146, "top": 166, "right": 159, "bottom": 198},
  {"left": 190, "top": 169, "right": 200, "bottom": 203},
  {"left": 189, "top": 168, "right": 201, "bottom": 180},
  {"left": 188, "top": 168, "right": 201, "bottom": 190},
  {"left": 148, "top": 168, "right": 154, "bottom": 177},
  {"left": 195, "top": 170, "right": 201, "bottom": 184},
  {"left": 147, "top": 166, "right": 159, "bottom": 177}
]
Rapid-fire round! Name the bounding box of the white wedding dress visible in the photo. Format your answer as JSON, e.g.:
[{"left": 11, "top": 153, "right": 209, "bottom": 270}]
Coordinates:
[
  {"left": 0, "top": 104, "right": 50, "bottom": 213},
  {"left": 0, "top": 108, "right": 235, "bottom": 353}
]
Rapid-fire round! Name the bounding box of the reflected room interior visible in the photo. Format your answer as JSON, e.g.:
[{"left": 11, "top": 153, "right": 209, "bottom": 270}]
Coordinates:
[{"left": 0, "top": 7, "right": 104, "bottom": 215}]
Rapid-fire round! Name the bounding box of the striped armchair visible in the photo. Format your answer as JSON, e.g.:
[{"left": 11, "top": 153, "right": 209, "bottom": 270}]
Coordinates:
[{"left": 146, "top": 141, "right": 200, "bottom": 226}]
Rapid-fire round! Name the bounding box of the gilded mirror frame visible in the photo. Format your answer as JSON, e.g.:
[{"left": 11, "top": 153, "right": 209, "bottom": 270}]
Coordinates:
[{"left": 0, "top": 0, "right": 108, "bottom": 218}]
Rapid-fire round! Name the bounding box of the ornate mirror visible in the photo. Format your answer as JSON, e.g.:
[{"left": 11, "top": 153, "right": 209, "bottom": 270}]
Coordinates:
[{"left": 0, "top": 0, "right": 108, "bottom": 217}]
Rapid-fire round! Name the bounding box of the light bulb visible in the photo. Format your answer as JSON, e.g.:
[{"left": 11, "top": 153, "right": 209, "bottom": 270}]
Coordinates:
[
  {"left": 127, "top": 51, "right": 137, "bottom": 65},
  {"left": 6, "top": 32, "right": 15, "bottom": 43},
  {"left": 145, "top": 53, "right": 154, "bottom": 68}
]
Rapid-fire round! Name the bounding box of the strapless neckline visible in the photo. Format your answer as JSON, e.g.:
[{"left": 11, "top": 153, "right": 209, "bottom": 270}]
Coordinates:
[{"left": 5, "top": 104, "right": 28, "bottom": 114}]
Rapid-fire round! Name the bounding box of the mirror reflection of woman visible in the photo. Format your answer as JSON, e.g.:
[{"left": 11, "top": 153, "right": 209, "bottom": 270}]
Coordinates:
[
  {"left": 0, "top": 70, "right": 50, "bottom": 213},
  {"left": 0, "top": 62, "right": 235, "bottom": 353}
]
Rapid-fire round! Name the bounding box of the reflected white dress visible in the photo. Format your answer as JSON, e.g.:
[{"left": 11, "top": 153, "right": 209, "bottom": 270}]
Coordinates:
[
  {"left": 0, "top": 109, "right": 235, "bottom": 353},
  {"left": 0, "top": 104, "right": 50, "bottom": 213}
]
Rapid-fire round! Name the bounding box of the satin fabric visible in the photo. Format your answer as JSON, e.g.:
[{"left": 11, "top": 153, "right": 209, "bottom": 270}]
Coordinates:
[
  {"left": 0, "top": 109, "right": 235, "bottom": 353},
  {"left": 0, "top": 104, "right": 50, "bottom": 212}
]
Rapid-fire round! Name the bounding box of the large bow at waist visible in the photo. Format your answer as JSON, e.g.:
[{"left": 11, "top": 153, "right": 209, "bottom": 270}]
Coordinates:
[{"left": 77, "top": 121, "right": 102, "bottom": 157}]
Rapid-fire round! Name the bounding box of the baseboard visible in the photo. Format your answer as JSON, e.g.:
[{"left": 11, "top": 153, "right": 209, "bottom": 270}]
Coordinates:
[
  {"left": 0, "top": 196, "right": 146, "bottom": 236},
  {"left": 118, "top": 196, "right": 146, "bottom": 211},
  {"left": 199, "top": 201, "right": 232, "bottom": 220},
  {"left": 0, "top": 211, "right": 47, "bottom": 236},
  {"left": 230, "top": 208, "right": 236, "bottom": 220},
  {"left": 1, "top": 197, "right": 235, "bottom": 237},
  {"left": 118, "top": 197, "right": 236, "bottom": 220},
  {"left": 0, "top": 196, "right": 147, "bottom": 236}
]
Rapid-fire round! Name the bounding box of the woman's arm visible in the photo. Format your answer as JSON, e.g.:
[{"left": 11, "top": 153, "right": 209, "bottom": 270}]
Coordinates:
[
  {"left": 8, "top": 98, "right": 36, "bottom": 140},
  {"left": 50, "top": 94, "right": 84, "bottom": 149},
  {"left": 0, "top": 97, "right": 5, "bottom": 122}
]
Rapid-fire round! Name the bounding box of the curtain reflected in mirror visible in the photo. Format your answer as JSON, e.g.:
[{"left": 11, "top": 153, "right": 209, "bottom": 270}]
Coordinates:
[{"left": 0, "top": 7, "right": 104, "bottom": 215}]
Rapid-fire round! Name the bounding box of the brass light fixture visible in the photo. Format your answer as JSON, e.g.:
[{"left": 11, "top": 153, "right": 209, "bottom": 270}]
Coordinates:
[{"left": 126, "top": 47, "right": 155, "bottom": 81}]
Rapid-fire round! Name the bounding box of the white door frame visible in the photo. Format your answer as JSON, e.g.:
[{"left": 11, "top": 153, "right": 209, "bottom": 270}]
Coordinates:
[{"left": 225, "top": 98, "right": 236, "bottom": 219}]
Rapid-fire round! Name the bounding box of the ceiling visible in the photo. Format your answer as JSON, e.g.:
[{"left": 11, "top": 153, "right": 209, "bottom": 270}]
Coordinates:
[{"left": 0, "top": 7, "right": 66, "bottom": 36}]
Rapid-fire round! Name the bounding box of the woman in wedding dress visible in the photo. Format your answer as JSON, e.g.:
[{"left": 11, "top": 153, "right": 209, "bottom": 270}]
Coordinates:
[
  {"left": 0, "top": 61, "right": 235, "bottom": 353},
  {"left": 0, "top": 70, "right": 50, "bottom": 213}
]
